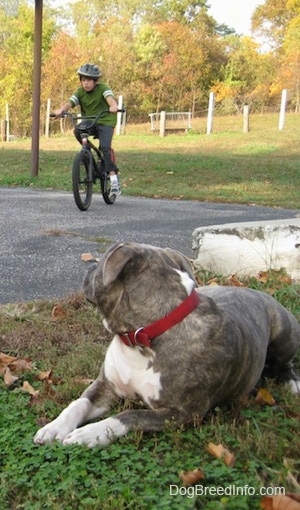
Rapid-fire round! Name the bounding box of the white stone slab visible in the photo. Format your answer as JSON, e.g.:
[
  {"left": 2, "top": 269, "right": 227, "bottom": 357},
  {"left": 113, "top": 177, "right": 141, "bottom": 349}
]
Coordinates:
[{"left": 192, "top": 219, "right": 300, "bottom": 281}]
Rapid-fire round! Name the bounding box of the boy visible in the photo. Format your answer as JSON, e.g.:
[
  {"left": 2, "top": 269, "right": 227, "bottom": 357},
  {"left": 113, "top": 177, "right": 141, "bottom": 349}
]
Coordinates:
[{"left": 54, "top": 63, "right": 121, "bottom": 195}]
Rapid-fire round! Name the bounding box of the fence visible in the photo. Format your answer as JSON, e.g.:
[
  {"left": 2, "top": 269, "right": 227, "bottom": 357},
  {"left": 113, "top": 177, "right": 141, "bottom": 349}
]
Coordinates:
[
  {"left": 0, "top": 90, "right": 292, "bottom": 140},
  {"left": 149, "top": 111, "right": 192, "bottom": 136}
]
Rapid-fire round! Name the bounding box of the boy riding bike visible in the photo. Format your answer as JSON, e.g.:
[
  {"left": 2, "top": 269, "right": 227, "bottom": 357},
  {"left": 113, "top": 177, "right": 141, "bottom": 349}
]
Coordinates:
[{"left": 53, "top": 63, "right": 121, "bottom": 196}]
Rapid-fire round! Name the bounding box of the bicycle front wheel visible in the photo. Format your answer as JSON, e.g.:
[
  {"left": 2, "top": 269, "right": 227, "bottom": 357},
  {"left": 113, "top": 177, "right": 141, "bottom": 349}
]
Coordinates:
[{"left": 72, "top": 151, "right": 93, "bottom": 211}]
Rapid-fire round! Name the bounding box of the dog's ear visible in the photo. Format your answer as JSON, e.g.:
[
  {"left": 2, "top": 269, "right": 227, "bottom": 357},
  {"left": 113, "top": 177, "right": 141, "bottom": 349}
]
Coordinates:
[
  {"left": 163, "top": 247, "right": 197, "bottom": 284},
  {"left": 102, "top": 243, "right": 136, "bottom": 286}
]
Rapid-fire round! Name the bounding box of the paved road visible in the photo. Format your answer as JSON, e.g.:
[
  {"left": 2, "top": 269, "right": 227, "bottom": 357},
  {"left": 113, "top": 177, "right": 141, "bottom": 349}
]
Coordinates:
[{"left": 1, "top": 187, "right": 299, "bottom": 304}]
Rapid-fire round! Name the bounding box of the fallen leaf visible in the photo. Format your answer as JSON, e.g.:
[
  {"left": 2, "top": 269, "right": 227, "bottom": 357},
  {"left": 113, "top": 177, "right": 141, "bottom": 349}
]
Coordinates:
[
  {"left": 43, "top": 379, "right": 57, "bottom": 397},
  {"left": 226, "top": 274, "right": 245, "bottom": 287},
  {"left": 179, "top": 468, "right": 205, "bottom": 486},
  {"left": 261, "top": 494, "right": 300, "bottom": 509},
  {"left": 207, "top": 442, "right": 235, "bottom": 467},
  {"left": 21, "top": 380, "right": 39, "bottom": 397},
  {"left": 51, "top": 304, "right": 67, "bottom": 320},
  {"left": 4, "top": 367, "right": 19, "bottom": 387},
  {"left": 81, "top": 252, "right": 96, "bottom": 262},
  {"left": 36, "top": 370, "right": 52, "bottom": 381},
  {"left": 8, "top": 358, "right": 32, "bottom": 372},
  {"left": 255, "top": 388, "right": 276, "bottom": 406},
  {"left": 207, "top": 277, "right": 219, "bottom": 286},
  {"left": 0, "top": 352, "right": 17, "bottom": 364},
  {"left": 257, "top": 271, "right": 269, "bottom": 283}
]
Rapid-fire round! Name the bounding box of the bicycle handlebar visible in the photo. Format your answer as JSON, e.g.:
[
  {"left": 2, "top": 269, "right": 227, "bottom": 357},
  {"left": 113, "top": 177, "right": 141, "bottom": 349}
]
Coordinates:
[
  {"left": 50, "top": 109, "right": 125, "bottom": 122},
  {"left": 50, "top": 109, "right": 125, "bottom": 137}
]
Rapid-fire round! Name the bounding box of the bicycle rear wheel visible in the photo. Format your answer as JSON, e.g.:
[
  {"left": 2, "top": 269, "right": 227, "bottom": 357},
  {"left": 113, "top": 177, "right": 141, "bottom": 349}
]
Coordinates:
[
  {"left": 100, "top": 174, "right": 116, "bottom": 205},
  {"left": 98, "top": 158, "right": 116, "bottom": 205},
  {"left": 72, "top": 151, "right": 93, "bottom": 211}
]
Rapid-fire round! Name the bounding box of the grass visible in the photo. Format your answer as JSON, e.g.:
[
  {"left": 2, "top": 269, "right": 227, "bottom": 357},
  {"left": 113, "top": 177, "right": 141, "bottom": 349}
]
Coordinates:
[
  {"left": 0, "top": 112, "right": 299, "bottom": 208},
  {"left": 0, "top": 273, "right": 300, "bottom": 509}
]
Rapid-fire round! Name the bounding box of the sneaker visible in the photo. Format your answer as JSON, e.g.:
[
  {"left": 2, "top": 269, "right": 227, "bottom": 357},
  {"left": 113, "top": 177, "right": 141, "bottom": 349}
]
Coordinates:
[{"left": 110, "top": 181, "right": 121, "bottom": 196}]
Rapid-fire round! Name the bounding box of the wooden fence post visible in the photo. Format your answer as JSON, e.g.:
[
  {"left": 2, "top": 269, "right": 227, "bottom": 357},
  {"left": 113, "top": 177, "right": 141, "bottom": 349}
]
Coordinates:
[
  {"left": 116, "top": 95, "right": 123, "bottom": 135},
  {"left": 207, "top": 92, "right": 214, "bottom": 134},
  {"left": 243, "top": 105, "right": 249, "bottom": 133},
  {"left": 279, "top": 89, "right": 287, "bottom": 130},
  {"left": 45, "top": 98, "right": 51, "bottom": 137},
  {"left": 160, "top": 111, "right": 166, "bottom": 137}
]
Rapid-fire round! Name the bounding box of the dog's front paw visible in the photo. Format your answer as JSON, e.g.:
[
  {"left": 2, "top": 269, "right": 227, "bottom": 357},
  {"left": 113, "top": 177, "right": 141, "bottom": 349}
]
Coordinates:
[
  {"left": 62, "top": 418, "right": 128, "bottom": 448},
  {"left": 34, "top": 398, "right": 95, "bottom": 445},
  {"left": 34, "top": 417, "right": 74, "bottom": 445},
  {"left": 289, "top": 379, "right": 300, "bottom": 394}
]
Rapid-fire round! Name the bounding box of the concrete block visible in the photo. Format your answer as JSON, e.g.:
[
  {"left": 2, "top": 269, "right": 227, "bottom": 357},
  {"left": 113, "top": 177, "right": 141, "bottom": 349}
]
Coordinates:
[{"left": 192, "top": 219, "right": 300, "bottom": 281}]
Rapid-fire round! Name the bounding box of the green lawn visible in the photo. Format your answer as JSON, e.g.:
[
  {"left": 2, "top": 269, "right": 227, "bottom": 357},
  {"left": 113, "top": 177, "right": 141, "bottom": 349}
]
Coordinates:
[{"left": 0, "top": 112, "right": 299, "bottom": 209}]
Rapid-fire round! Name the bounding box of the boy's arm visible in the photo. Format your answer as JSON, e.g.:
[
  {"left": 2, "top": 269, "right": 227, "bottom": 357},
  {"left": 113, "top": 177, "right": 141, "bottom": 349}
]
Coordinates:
[
  {"left": 53, "top": 101, "right": 73, "bottom": 118},
  {"left": 106, "top": 95, "right": 118, "bottom": 113}
]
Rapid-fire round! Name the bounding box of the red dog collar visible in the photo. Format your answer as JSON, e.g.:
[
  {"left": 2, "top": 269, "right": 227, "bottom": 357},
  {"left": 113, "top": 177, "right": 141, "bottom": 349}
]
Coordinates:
[{"left": 119, "top": 289, "right": 200, "bottom": 348}]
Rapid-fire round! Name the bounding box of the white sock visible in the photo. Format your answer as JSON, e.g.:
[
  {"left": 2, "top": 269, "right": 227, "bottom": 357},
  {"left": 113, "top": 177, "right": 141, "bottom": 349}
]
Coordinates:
[{"left": 110, "top": 175, "right": 118, "bottom": 184}]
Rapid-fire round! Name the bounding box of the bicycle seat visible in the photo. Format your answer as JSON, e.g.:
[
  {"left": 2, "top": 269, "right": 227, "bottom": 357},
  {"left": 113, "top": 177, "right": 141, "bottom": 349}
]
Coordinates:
[{"left": 76, "top": 121, "right": 95, "bottom": 135}]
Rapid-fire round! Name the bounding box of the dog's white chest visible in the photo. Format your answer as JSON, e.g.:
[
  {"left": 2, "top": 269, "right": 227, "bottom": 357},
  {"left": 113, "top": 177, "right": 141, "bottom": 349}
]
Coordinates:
[{"left": 104, "top": 336, "right": 162, "bottom": 406}]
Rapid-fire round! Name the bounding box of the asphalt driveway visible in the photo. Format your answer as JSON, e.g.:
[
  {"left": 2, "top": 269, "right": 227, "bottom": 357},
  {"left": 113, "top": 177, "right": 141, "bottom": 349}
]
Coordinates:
[{"left": 1, "top": 187, "right": 299, "bottom": 304}]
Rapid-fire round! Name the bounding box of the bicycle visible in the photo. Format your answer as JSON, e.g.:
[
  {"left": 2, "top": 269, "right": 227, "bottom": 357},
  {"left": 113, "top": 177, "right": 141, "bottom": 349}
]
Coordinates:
[{"left": 51, "top": 109, "right": 124, "bottom": 211}]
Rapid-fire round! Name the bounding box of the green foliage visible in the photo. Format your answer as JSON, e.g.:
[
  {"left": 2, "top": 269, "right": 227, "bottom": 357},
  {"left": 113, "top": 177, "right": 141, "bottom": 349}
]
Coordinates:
[{"left": 1, "top": 0, "right": 300, "bottom": 133}]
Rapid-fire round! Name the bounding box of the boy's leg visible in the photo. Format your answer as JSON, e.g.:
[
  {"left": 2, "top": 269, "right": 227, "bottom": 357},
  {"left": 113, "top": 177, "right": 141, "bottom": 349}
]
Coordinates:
[
  {"left": 95, "top": 125, "right": 121, "bottom": 195},
  {"left": 96, "top": 125, "right": 119, "bottom": 174},
  {"left": 96, "top": 125, "right": 121, "bottom": 195}
]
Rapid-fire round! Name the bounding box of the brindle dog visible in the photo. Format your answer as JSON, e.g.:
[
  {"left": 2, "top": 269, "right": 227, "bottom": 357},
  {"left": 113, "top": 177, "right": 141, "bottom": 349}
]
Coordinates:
[{"left": 34, "top": 242, "right": 300, "bottom": 447}]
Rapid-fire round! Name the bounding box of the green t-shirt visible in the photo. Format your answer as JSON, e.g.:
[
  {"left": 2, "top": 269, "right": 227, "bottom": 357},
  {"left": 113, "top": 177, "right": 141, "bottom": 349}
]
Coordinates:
[{"left": 69, "top": 83, "right": 117, "bottom": 127}]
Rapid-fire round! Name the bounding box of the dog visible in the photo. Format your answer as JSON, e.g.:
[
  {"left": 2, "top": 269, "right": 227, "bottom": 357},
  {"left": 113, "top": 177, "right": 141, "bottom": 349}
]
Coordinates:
[{"left": 34, "top": 242, "right": 300, "bottom": 448}]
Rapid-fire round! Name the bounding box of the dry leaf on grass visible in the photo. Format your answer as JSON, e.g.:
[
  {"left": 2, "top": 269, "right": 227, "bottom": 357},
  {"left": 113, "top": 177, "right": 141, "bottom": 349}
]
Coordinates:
[
  {"left": 257, "top": 270, "right": 292, "bottom": 286},
  {"left": 21, "top": 381, "right": 39, "bottom": 397},
  {"left": 257, "top": 271, "right": 270, "bottom": 284},
  {"left": 4, "top": 366, "right": 19, "bottom": 387},
  {"left": 51, "top": 304, "right": 67, "bottom": 320},
  {"left": 207, "top": 442, "right": 235, "bottom": 467},
  {"left": 1, "top": 353, "right": 33, "bottom": 383},
  {"left": 207, "top": 277, "right": 219, "bottom": 286},
  {"left": 36, "top": 370, "right": 52, "bottom": 381},
  {"left": 9, "top": 358, "right": 32, "bottom": 372},
  {"left": 179, "top": 468, "right": 205, "bottom": 486},
  {"left": 261, "top": 494, "right": 300, "bottom": 510},
  {"left": 255, "top": 388, "right": 276, "bottom": 406},
  {"left": 0, "top": 352, "right": 17, "bottom": 364},
  {"left": 225, "top": 274, "right": 245, "bottom": 287}
]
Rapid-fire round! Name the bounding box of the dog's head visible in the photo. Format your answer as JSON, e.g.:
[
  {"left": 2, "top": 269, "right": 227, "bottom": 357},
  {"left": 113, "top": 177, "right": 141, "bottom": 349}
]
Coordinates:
[{"left": 83, "top": 242, "right": 197, "bottom": 333}]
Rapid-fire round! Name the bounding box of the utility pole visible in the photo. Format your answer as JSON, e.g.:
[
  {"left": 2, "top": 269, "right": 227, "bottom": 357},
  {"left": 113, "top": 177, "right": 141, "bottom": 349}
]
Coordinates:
[{"left": 31, "top": 0, "right": 43, "bottom": 177}]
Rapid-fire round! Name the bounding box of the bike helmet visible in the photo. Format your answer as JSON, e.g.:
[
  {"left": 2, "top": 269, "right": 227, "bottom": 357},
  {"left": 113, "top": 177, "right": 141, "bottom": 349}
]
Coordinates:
[{"left": 77, "top": 63, "right": 101, "bottom": 80}]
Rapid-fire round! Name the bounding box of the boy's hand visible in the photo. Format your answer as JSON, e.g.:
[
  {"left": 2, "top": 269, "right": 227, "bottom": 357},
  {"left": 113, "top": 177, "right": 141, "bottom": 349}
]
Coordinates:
[{"left": 53, "top": 108, "right": 64, "bottom": 118}]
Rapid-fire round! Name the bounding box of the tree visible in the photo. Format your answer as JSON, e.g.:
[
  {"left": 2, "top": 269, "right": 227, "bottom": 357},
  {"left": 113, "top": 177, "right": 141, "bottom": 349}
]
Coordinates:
[
  {"left": 251, "top": 0, "right": 296, "bottom": 47},
  {"left": 270, "top": 12, "right": 300, "bottom": 110},
  {"left": 0, "top": 3, "right": 56, "bottom": 136},
  {"left": 212, "top": 35, "right": 276, "bottom": 113}
]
